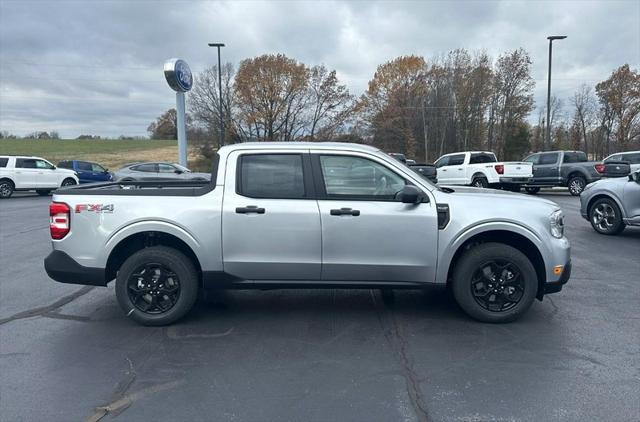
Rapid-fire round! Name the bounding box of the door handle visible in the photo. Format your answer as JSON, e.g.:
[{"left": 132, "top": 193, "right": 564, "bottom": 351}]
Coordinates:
[
  {"left": 236, "top": 205, "right": 265, "bottom": 214},
  {"left": 330, "top": 208, "right": 360, "bottom": 216},
  {"left": 457, "top": 168, "right": 463, "bottom": 170},
  {"left": 441, "top": 169, "right": 447, "bottom": 172}
]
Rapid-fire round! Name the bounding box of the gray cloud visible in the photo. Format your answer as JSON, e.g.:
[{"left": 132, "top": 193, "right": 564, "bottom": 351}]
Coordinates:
[{"left": 0, "top": 0, "right": 638, "bottom": 138}]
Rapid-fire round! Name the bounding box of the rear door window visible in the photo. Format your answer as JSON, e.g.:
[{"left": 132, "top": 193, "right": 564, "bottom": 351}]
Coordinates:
[
  {"left": 0, "top": 158, "right": 8, "bottom": 168},
  {"left": 469, "top": 153, "right": 496, "bottom": 164},
  {"left": 16, "top": 159, "right": 37, "bottom": 168},
  {"left": 131, "top": 164, "right": 157, "bottom": 172},
  {"left": 238, "top": 154, "right": 306, "bottom": 199},
  {"left": 77, "top": 161, "right": 92, "bottom": 171}
]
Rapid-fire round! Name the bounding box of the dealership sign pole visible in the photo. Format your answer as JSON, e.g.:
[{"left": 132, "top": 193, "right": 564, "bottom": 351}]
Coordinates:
[{"left": 164, "top": 58, "right": 193, "bottom": 167}]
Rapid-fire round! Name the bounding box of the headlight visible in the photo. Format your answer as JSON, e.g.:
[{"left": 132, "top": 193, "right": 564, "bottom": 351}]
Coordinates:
[{"left": 550, "top": 209, "right": 564, "bottom": 238}]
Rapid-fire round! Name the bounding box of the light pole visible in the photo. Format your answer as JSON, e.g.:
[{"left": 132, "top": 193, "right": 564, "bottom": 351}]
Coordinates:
[
  {"left": 208, "top": 43, "right": 225, "bottom": 146},
  {"left": 545, "top": 35, "right": 567, "bottom": 150}
]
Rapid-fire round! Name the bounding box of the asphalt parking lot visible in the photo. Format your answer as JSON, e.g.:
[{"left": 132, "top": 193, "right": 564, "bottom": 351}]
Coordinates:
[{"left": 1, "top": 191, "right": 639, "bottom": 422}]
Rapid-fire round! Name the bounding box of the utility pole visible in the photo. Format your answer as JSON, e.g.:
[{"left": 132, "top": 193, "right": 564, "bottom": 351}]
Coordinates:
[
  {"left": 208, "top": 43, "right": 226, "bottom": 146},
  {"left": 545, "top": 35, "right": 567, "bottom": 150}
]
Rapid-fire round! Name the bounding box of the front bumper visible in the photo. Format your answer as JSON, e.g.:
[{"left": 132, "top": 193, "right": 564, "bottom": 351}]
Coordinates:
[
  {"left": 544, "top": 260, "right": 571, "bottom": 295},
  {"left": 44, "top": 250, "right": 107, "bottom": 286}
]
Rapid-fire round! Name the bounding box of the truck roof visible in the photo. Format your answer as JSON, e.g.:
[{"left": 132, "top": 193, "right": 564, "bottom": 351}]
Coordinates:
[{"left": 219, "top": 142, "right": 380, "bottom": 153}]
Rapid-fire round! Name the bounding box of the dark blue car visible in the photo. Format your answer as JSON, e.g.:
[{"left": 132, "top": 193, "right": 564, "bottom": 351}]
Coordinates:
[{"left": 57, "top": 160, "right": 113, "bottom": 184}]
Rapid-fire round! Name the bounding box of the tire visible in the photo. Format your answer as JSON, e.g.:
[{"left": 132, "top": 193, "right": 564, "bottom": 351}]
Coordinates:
[
  {"left": 115, "top": 246, "right": 199, "bottom": 326},
  {"left": 0, "top": 180, "right": 14, "bottom": 199},
  {"left": 61, "top": 178, "right": 77, "bottom": 187},
  {"left": 471, "top": 177, "right": 488, "bottom": 188},
  {"left": 452, "top": 243, "right": 537, "bottom": 323},
  {"left": 36, "top": 189, "right": 51, "bottom": 196},
  {"left": 589, "top": 198, "right": 625, "bottom": 235},
  {"left": 525, "top": 187, "right": 540, "bottom": 195},
  {"left": 567, "top": 176, "right": 586, "bottom": 196}
]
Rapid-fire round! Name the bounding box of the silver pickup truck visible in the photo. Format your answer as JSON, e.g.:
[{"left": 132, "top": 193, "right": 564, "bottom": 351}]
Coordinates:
[{"left": 44, "top": 142, "right": 571, "bottom": 325}]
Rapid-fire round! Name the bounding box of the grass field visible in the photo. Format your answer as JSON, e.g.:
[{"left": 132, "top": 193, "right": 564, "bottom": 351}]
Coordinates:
[{"left": 0, "top": 139, "right": 209, "bottom": 171}]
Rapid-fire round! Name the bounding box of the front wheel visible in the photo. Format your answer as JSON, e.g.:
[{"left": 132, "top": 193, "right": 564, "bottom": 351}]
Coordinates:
[
  {"left": 452, "top": 243, "right": 537, "bottom": 323},
  {"left": 567, "top": 176, "right": 586, "bottom": 196},
  {"left": 589, "top": 198, "right": 625, "bottom": 235},
  {"left": 61, "top": 178, "right": 77, "bottom": 187},
  {"left": 115, "top": 246, "right": 199, "bottom": 326}
]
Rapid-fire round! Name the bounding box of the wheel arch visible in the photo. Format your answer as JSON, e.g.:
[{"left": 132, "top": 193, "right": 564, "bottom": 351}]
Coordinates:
[
  {"left": 104, "top": 224, "right": 204, "bottom": 284},
  {"left": 586, "top": 193, "right": 627, "bottom": 219},
  {"left": 471, "top": 171, "right": 487, "bottom": 181},
  {"left": 442, "top": 227, "right": 547, "bottom": 300},
  {"left": 566, "top": 169, "right": 588, "bottom": 183},
  {"left": 0, "top": 177, "right": 15, "bottom": 187}
]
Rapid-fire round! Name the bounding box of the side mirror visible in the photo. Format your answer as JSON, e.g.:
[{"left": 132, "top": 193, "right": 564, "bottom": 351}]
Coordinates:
[
  {"left": 51, "top": 166, "right": 56, "bottom": 170},
  {"left": 398, "top": 185, "right": 423, "bottom": 204},
  {"left": 174, "top": 169, "right": 183, "bottom": 174},
  {"left": 630, "top": 172, "right": 640, "bottom": 183}
]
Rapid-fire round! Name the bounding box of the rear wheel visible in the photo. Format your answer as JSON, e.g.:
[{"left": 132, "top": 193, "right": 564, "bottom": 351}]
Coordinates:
[
  {"left": 36, "top": 189, "right": 51, "bottom": 196},
  {"left": 115, "top": 246, "right": 199, "bottom": 326},
  {"left": 589, "top": 198, "right": 625, "bottom": 235},
  {"left": 452, "top": 243, "right": 537, "bottom": 323},
  {"left": 471, "top": 177, "right": 488, "bottom": 188},
  {"left": 0, "top": 180, "right": 14, "bottom": 198},
  {"left": 525, "top": 187, "right": 540, "bottom": 195},
  {"left": 567, "top": 176, "right": 586, "bottom": 196}
]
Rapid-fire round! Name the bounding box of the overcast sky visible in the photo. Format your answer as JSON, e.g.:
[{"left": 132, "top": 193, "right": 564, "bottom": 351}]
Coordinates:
[{"left": 1, "top": 0, "right": 639, "bottom": 138}]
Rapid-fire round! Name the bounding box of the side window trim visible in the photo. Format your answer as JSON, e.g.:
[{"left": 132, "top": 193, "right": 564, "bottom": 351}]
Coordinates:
[
  {"left": 235, "top": 152, "right": 315, "bottom": 200},
  {"left": 310, "top": 153, "right": 408, "bottom": 202}
]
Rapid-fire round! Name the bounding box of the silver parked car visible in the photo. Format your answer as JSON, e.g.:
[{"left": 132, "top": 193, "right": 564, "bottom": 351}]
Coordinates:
[
  {"left": 113, "top": 162, "right": 210, "bottom": 182},
  {"left": 45, "top": 142, "right": 571, "bottom": 325},
  {"left": 580, "top": 170, "right": 640, "bottom": 235}
]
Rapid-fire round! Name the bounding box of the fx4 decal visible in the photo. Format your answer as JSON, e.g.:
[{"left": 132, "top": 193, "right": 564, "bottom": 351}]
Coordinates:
[{"left": 75, "top": 204, "right": 115, "bottom": 213}]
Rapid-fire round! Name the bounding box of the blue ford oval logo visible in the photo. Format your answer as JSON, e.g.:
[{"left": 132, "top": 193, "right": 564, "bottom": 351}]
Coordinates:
[{"left": 164, "top": 58, "right": 193, "bottom": 92}]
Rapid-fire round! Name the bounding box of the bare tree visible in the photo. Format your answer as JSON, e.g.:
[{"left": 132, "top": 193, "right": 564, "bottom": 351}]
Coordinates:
[{"left": 571, "top": 84, "right": 596, "bottom": 157}]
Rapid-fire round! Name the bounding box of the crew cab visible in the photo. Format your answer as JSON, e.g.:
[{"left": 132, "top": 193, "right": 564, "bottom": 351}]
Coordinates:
[
  {"left": 434, "top": 151, "right": 532, "bottom": 190},
  {"left": 57, "top": 160, "right": 113, "bottom": 184},
  {"left": 0, "top": 155, "right": 79, "bottom": 198},
  {"left": 523, "top": 151, "right": 604, "bottom": 196},
  {"left": 44, "top": 143, "right": 571, "bottom": 326}
]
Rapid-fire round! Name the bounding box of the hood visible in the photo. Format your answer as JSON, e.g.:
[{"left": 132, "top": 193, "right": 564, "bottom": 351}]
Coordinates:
[
  {"left": 187, "top": 172, "right": 212, "bottom": 180},
  {"left": 587, "top": 175, "right": 630, "bottom": 190},
  {"left": 437, "top": 185, "right": 559, "bottom": 207}
]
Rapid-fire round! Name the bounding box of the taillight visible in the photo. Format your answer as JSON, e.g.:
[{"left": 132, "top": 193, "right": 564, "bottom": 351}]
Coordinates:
[
  {"left": 495, "top": 164, "right": 504, "bottom": 174},
  {"left": 50, "top": 202, "right": 70, "bottom": 240},
  {"left": 595, "top": 164, "right": 605, "bottom": 174}
]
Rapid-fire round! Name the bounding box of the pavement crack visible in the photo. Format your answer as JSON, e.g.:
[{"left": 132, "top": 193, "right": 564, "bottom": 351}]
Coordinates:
[
  {"left": 0, "top": 286, "right": 94, "bottom": 325},
  {"left": 371, "top": 290, "right": 430, "bottom": 422}
]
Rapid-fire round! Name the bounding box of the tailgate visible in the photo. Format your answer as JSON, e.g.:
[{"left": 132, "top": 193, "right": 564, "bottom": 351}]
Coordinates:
[{"left": 502, "top": 162, "right": 533, "bottom": 177}]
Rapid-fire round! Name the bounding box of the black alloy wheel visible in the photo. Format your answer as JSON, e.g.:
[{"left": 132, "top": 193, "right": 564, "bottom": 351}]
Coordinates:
[
  {"left": 127, "top": 263, "right": 181, "bottom": 314},
  {"left": 470, "top": 260, "right": 525, "bottom": 312},
  {"left": 589, "top": 198, "right": 625, "bottom": 235}
]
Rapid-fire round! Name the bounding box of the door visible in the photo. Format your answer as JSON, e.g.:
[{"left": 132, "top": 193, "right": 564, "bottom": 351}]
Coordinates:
[
  {"left": 13, "top": 158, "right": 38, "bottom": 188},
  {"left": 222, "top": 151, "right": 321, "bottom": 280},
  {"left": 130, "top": 163, "right": 159, "bottom": 180},
  {"left": 623, "top": 175, "right": 640, "bottom": 221},
  {"left": 526, "top": 153, "right": 559, "bottom": 185},
  {"left": 435, "top": 153, "right": 465, "bottom": 185},
  {"left": 34, "top": 159, "right": 59, "bottom": 188},
  {"left": 90, "top": 163, "right": 111, "bottom": 182},
  {"left": 158, "top": 163, "right": 181, "bottom": 179},
  {"left": 312, "top": 152, "right": 439, "bottom": 283},
  {"left": 75, "top": 161, "right": 93, "bottom": 183}
]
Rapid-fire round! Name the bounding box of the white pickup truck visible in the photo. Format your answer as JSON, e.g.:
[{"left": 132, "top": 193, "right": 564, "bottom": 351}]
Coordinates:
[
  {"left": 0, "top": 155, "right": 79, "bottom": 198},
  {"left": 434, "top": 151, "right": 533, "bottom": 191}
]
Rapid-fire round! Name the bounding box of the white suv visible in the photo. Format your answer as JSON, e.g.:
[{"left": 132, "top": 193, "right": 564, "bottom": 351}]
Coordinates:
[{"left": 0, "top": 155, "right": 79, "bottom": 198}]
